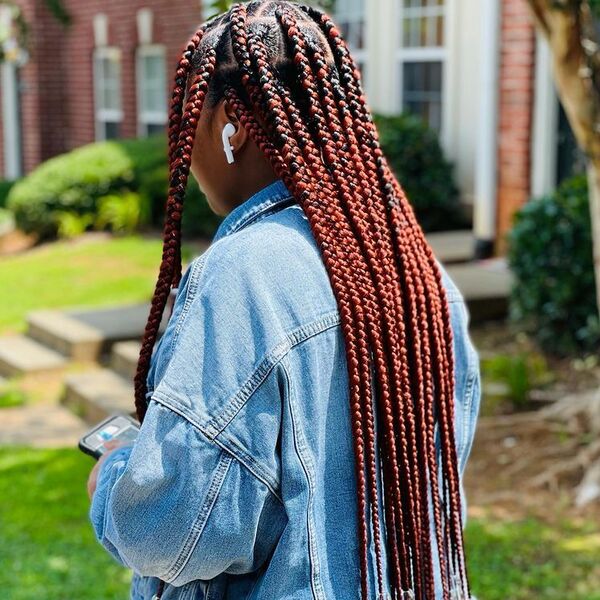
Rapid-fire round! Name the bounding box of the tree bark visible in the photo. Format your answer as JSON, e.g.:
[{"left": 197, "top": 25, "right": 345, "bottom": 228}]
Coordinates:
[{"left": 526, "top": 0, "right": 600, "bottom": 317}]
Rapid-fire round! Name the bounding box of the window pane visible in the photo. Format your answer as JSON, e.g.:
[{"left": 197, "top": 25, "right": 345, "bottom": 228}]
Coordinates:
[
  {"left": 146, "top": 122, "right": 166, "bottom": 137},
  {"left": 139, "top": 51, "right": 167, "bottom": 119},
  {"left": 402, "top": 61, "right": 443, "bottom": 132},
  {"left": 103, "top": 121, "right": 121, "bottom": 140},
  {"left": 335, "top": 0, "right": 366, "bottom": 50},
  {"left": 402, "top": 0, "right": 445, "bottom": 48},
  {"left": 96, "top": 53, "right": 121, "bottom": 112}
]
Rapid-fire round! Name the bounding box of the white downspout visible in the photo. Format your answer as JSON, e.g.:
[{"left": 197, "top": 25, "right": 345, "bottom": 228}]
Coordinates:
[
  {"left": 0, "top": 4, "right": 22, "bottom": 179},
  {"left": 531, "top": 33, "right": 558, "bottom": 198},
  {"left": 473, "top": 0, "right": 501, "bottom": 258},
  {"left": 1, "top": 61, "right": 21, "bottom": 179}
]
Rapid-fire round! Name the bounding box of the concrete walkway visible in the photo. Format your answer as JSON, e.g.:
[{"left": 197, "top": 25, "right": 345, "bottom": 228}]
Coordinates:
[{"left": 0, "top": 403, "right": 87, "bottom": 447}]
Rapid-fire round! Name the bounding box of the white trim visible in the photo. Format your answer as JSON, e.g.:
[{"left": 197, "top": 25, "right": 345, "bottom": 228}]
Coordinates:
[
  {"left": 474, "top": 0, "right": 501, "bottom": 244},
  {"left": 531, "top": 33, "right": 559, "bottom": 198},
  {"left": 395, "top": 47, "right": 447, "bottom": 61},
  {"left": 1, "top": 61, "right": 21, "bottom": 178},
  {"left": 136, "top": 44, "right": 168, "bottom": 137},
  {"left": 93, "top": 13, "right": 108, "bottom": 48},
  {"left": 137, "top": 8, "right": 153, "bottom": 46}
]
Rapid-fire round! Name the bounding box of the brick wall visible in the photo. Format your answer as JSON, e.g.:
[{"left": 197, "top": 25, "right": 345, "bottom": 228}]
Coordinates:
[
  {"left": 496, "top": 0, "right": 536, "bottom": 252},
  {"left": 0, "top": 0, "right": 203, "bottom": 176}
]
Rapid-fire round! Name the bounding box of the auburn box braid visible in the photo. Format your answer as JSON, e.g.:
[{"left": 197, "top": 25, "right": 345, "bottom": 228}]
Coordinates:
[{"left": 133, "top": 2, "right": 470, "bottom": 598}]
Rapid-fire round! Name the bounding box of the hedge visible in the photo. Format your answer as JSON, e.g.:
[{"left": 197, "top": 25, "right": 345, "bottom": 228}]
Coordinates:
[
  {"left": 374, "top": 113, "right": 467, "bottom": 232},
  {"left": 6, "top": 136, "right": 221, "bottom": 239},
  {"left": 507, "top": 174, "right": 600, "bottom": 355}
]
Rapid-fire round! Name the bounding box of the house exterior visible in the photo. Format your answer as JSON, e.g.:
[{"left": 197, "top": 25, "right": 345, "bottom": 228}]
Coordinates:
[
  {"left": 0, "top": 0, "right": 203, "bottom": 175},
  {"left": 0, "top": 0, "right": 578, "bottom": 256},
  {"left": 334, "top": 0, "right": 579, "bottom": 256}
]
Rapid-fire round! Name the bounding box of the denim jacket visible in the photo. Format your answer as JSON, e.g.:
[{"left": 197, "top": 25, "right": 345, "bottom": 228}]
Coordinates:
[{"left": 90, "top": 179, "right": 481, "bottom": 600}]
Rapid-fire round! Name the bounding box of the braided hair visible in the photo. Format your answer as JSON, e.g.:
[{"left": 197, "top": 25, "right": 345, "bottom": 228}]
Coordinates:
[{"left": 133, "top": 2, "right": 470, "bottom": 598}]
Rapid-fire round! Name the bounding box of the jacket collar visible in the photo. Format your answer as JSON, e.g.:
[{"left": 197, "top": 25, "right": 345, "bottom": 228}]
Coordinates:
[{"left": 212, "top": 179, "right": 296, "bottom": 243}]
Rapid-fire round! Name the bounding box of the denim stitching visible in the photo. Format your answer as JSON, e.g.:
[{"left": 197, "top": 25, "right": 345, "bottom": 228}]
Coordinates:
[
  {"left": 204, "top": 310, "right": 340, "bottom": 438},
  {"left": 219, "top": 194, "right": 295, "bottom": 238},
  {"left": 148, "top": 394, "right": 283, "bottom": 503},
  {"left": 213, "top": 430, "right": 281, "bottom": 499},
  {"left": 281, "top": 355, "right": 325, "bottom": 600},
  {"left": 168, "top": 254, "right": 209, "bottom": 357},
  {"left": 163, "top": 451, "right": 233, "bottom": 582}
]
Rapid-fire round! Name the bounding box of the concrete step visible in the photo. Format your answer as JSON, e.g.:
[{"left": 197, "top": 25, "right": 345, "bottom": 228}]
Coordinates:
[
  {"left": 427, "top": 230, "right": 474, "bottom": 264},
  {"left": 62, "top": 369, "right": 135, "bottom": 424},
  {"left": 27, "top": 310, "right": 104, "bottom": 361},
  {"left": 111, "top": 341, "right": 141, "bottom": 381},
  {"left": 0, "top": 335, "right": 68, "bottom": 377},
  {"left": 27, "top": 303, "right": 167, "bottom": 361},
  {"left": 446, "top": 257, "right": 513, "bottom": 322}
]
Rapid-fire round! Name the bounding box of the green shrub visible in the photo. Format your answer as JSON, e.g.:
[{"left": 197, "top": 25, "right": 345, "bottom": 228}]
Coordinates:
[
  {"left": 7, "top": 136, "right": 222, "bottom": 240},
  {"left": 0, "top": 179, "right": 17, "bottom": 209},
  {"left": 507, "top": 174, "right": 600, "bottom": 355},
  {"left": 375, "top": 113, "right": 467, "bottom": 232},
  {"left": 96, "top": 192, "right": 142, "bottom": 234},
  {"left": 55, "top": 212, "right": 94, "bottom": 239}
]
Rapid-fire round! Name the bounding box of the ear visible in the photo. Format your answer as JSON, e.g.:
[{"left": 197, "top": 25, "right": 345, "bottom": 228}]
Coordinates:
[{"left": 212, "top": 99, "right": 249, "bottom": 161}]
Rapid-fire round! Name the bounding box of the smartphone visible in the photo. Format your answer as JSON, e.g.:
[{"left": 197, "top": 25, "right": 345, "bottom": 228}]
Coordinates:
[{"left": 78, "top": 413, "right": 140, "bottom": 460}]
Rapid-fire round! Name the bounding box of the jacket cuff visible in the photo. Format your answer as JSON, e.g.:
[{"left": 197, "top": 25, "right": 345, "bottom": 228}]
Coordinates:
[{"left": 89, "top": 445, "right": 134, "bottom": 566}]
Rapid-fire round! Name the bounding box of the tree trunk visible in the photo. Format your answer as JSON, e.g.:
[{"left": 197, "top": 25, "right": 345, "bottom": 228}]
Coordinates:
[{"left": 587, "top": 162, "right": 600, "bottom": 318}]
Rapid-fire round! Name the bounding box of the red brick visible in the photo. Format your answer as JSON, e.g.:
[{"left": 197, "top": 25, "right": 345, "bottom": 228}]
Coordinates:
[{"left": 0, "top": 0, "right": 203, "bottom": 175}]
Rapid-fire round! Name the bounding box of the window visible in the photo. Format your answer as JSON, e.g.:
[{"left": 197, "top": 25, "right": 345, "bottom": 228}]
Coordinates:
[
  {"left": 334, "top": 0, "right": 368, "bottom": 86},
  {"left": 398, "top": 0, "right": 447, "bottom": 133},
  {"left": 137, "top": 45, "right": 168, "bottom": 137},
  {"left": 93, "top": 47, "right": 123, "bottom": 140}
]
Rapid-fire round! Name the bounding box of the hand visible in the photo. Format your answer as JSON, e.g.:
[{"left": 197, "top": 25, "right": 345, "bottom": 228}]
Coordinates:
[{"left": 87, "top": 439, "right": 130, "bottom": 500}]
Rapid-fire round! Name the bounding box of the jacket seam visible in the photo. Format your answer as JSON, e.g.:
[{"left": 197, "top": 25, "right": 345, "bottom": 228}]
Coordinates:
[
  {"left": 163, "top": 450, "right": 233, "bottom": 583},
  {"left": 168, "top": 252, "right": 211, "bottom": 357},
  {"left": 281, "top": 355, "right": 325, "bottom": 600},
  {"left": 149, "top": 393, "right": 284, "bottom": 504},
  {"left": 203, "top": 310, "right": 340, "bottom": 439},
  {"left": 217, "top": 194, "right": 295, "bottom": 239}
]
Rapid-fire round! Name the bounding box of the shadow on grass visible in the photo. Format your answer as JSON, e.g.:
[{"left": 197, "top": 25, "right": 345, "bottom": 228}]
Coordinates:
[
  {"left": 466, "top": 513, "right": 600, "bottom": 599},
  {"left": 0, "top": 447, "right": 131, "bottom": 600}
]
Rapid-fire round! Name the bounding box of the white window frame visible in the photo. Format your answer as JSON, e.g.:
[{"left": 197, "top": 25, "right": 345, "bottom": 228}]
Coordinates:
[
  {"left": 136, "top": 44, "right": 168, "bottom": 137},
  {"left": 93, "top": 46, "right": 123, "bottom": 141},
  {"left": 396, "top": 0, "right": 450, "bottom": 137}
]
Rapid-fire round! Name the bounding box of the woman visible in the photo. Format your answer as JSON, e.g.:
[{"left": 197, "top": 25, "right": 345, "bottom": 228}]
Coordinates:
[{"left": 87, "top": 2, "right": 481, "bottom": 599}]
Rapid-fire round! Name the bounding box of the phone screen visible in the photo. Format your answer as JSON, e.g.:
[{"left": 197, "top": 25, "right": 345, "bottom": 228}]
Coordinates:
[{"left": 79, "top": 414, "right": 139, "bottom": 458}]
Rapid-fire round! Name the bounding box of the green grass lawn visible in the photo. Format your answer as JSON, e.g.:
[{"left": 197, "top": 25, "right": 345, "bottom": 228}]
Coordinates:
[
  {"left": 1, "top": 446, "right": 600, "bottom": 599},
  {"left": 0, "top": 235, "right": 199, "bottom": 335},
  {"left": 0, "top": 447, "right": 131, "bottom": 600}
]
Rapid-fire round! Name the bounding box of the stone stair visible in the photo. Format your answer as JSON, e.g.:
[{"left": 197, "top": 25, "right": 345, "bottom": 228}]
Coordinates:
[
  {"left": 0, "top": 303, "right": 165, "bottom": 379},
  {"left": 62, "top": 340, "right": 142, "bottom": 423},
  {"left": 0, "top": 334, "right": 67, "bottom": 376},
  {"left": 62, "top": 367, "right": 135, "bottom": 424},
  {"left": 110, "top": 340, "right": 141, "bottom": 380}
]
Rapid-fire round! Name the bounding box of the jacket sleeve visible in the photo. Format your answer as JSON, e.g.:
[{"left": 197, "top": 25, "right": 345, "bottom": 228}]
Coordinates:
[
  {"left": 90, "top": 252, "right": 288, "bottom": 586},
  {"left": 90, "top": 394, "right": 287, "bottom": 586}
]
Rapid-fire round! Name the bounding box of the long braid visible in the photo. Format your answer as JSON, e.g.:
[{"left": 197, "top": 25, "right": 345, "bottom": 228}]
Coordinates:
[
  {"left": 134, "top": 47, "right": 216, "bottom": 421},
  {"left": 307, "top": 8, "right": 469, "bottom": 595},
  {"left": 318, "top": 20, "right": 467, "bottom": 585},
  {"left": 134, "top": 2, "right": 472, "bottom": 598},
  {"left": 231, "top": 11, "right": 375, "bottom": 593}
]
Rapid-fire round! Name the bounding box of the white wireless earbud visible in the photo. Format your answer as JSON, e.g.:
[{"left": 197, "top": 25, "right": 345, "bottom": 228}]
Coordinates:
[{"left": 222, "top": 122, "right": 236, "bottom": 164}]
